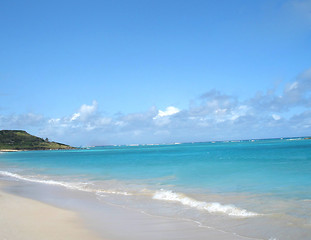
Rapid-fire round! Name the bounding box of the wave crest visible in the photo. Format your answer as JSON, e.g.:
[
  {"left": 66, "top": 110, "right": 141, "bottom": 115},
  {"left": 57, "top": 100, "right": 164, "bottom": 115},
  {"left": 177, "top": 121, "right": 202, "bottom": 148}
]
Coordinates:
[
  {"left": 0, "top": 170, "right": 131, "bottom": 196},
  {"left": 153, "top": 190, "right": 259, "bottom": 217},
  {"left": 0, "top": 171, "right": 259, "bottom": 217}
]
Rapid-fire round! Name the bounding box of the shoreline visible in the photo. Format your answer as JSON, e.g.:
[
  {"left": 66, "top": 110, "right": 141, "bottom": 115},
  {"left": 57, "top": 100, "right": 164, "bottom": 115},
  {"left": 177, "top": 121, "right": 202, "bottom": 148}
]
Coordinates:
[
  {"left": 0, "top": 180, "right": 103, "bottom": 240},
  {"left": 0, "top": 177, "right": 264, "bottom": 240},
  {"left": 0, "top": 148, "right": 78, "bottom": 152},
  {"left": 0, "top": 179, "right": 254, "bottom": 240},
  {"left": 1, "top": 140, "right": 311, "bottom": 239},
  {"left": 1, "top": 173, "right": 311, "bottom": 240},
  {"left": 0, "top": 149, "right": 23, "bottom": 152}
]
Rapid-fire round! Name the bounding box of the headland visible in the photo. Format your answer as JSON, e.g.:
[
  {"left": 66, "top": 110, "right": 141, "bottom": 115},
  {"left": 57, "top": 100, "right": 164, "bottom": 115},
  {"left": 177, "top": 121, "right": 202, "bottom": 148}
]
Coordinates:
[{"left": 0, "top": 130, "right": 75, "bottom": 151}]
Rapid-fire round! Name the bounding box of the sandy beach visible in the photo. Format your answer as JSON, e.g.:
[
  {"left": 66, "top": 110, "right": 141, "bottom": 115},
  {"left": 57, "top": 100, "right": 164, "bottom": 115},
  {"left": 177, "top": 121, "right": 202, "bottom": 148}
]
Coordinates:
[
  {"left": 1, "top": 140, "right": 311, "bottom": 240},
  {"left": 0, "top": 179, "right": 255, "bottom": 240},
  {"left": 0, "top": 182, "right": 103, "bottom": 240},
  {"left": 0, "top": 149, "right": 22, "bottom": 152}
]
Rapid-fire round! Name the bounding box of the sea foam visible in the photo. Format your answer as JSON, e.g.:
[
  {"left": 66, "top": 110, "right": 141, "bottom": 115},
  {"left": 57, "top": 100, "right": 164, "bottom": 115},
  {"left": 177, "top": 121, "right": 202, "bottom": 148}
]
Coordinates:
[
  {"left": 0, "top": 171, "right": 258, "bottom": 217},
  {"left": 0, "top": 170, "right": 89, "bottom": 190},
  {"left": 0, "top": 170, "right": 131, "bottom": 196},
  {"left": 153, "top": 189, "right": 259, "bottom": 217}
]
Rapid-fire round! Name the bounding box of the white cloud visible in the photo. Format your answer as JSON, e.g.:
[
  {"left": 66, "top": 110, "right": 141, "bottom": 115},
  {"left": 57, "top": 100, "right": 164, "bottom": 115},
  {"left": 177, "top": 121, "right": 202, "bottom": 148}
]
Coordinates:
[
  {"left": 70, "top": 113, "right": 80, "bottom": 121},
  {"left": 154, "top": 116, "right": 171, "bottom": 126},
  {"left": 152, "top": 106, "right": 180, "bottom": 126},
  {"left": 95, "top": 117, "right": 112, "bottom": 126},
  {"left": 0, "top": 113, "right": 44, "bottom": 129},
  {"left": 71, "top": 100, "right": 98, "bottom": 122},
  {"left": 248, "top": 67, "right": 311, "bottom": 113},
  {"left": 287, "top": 81, "right": 299, "bottom": 91},
  {"left": 155, "top": 106, "right": 180, "bottom": 118},
  {"left": 272, "top": 114, "right": 281, "bottom": 121},
  {"left": 2, "top": 68, "right": 311, "bottom": 146},
  {"left": 115, "top": 121, "right": 126, "bottom": 127},
  {"left": 48, "top": 118, "right": 60, "bottom": 124},
  {"left": 230, "top": 105, "right": 249, "bottom": 121}
]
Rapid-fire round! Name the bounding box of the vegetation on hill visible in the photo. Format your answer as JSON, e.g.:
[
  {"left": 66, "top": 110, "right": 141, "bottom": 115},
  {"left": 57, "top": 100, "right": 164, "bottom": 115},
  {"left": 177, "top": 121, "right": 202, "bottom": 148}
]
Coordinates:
[{"left": 0, "top": 130, "right": 76, "bottom": 150}]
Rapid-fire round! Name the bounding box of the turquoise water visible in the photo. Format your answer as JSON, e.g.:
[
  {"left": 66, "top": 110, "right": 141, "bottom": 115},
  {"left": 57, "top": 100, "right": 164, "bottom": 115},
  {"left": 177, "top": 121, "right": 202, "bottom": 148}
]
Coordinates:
[{"left": 1, "top": 138, "right": 311, "bottom": 239}]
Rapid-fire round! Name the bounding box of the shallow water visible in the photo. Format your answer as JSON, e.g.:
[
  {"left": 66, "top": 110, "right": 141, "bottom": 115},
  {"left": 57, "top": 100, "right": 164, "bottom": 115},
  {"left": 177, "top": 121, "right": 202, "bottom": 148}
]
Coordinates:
[{"left": 1, "top": 138, "right": 311, "bottom": 239}]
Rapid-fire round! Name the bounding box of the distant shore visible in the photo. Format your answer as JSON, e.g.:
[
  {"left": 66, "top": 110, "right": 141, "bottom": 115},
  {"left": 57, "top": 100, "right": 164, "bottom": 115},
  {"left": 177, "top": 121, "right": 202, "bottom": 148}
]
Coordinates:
[
  {"left": 0, "top": 149, "right": 22, "bottom": 152},
  {"left": 0, "top": 130, "right": 76, "bottom": 151},
  {"left": 0, "top": 148, "right": 77, "bottom": 152}
]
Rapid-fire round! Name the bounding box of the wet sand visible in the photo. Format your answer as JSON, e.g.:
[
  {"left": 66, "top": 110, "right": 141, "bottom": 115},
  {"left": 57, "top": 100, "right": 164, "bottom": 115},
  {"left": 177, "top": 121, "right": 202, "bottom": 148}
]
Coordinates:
[
  {"left": 0, "top": 180, "right": 252, "bottom": 240},
  {"left": 0, "top": 181, "right": 103, "bottom": 240}
]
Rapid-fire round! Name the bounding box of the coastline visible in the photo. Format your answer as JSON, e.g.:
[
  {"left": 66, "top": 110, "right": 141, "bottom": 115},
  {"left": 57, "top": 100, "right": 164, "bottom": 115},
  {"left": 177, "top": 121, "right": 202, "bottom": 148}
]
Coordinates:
[
  {"left": 0, "top": 179, "right": 254, "bottom": 240},
  {"left": 0, "top": 149, "right": 22, "bottom": 152},
  {"left": 0, "top": 181, "right": 103, "bottom": 240},
  {"left": 1, "top": 139, "right": 311, "bottom": 240}
]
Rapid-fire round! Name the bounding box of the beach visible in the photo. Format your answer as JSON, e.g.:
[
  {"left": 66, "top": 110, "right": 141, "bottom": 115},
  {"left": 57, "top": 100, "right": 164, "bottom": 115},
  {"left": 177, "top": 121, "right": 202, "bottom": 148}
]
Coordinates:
[
  {"left": 1, "top": 139, "right": 311, "bottom": 239},
  {"left": 0, "top": 179, "right": 253, "bottom": 240},
  {"left": 2, "top": 0, "right": 311, "bottom": 238},
  {"left": 0, "top": 149, "right": 22, "bottom": 152},
  {"left": 0, "top": 181, "right": 102, "bottom": 240}
]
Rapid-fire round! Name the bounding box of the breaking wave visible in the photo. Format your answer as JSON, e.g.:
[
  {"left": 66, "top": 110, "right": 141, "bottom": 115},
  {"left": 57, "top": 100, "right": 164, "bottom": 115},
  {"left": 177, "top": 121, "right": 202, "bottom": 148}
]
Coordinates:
[
  {"left": 0, "top": 170, "right": 131, "bottom": 196},
  {"left": 0, "top": 171, "right": 259, "bottom": 218},
  {"left": 153, "top": 189, "right": 259, "bottom": 217}
]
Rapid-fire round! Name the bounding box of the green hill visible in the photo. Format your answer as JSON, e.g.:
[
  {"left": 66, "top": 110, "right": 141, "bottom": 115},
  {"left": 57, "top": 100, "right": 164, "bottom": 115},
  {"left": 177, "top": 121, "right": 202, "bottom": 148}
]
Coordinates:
[{"left": 0, "top": 130, "right": 76, "bottom": 150}]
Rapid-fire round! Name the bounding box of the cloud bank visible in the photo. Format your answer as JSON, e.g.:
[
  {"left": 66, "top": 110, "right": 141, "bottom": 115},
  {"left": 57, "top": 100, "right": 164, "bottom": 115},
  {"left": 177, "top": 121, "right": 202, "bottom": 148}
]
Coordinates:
[{"left": 1, "top": 68, "right": 311, "bottom": 146}]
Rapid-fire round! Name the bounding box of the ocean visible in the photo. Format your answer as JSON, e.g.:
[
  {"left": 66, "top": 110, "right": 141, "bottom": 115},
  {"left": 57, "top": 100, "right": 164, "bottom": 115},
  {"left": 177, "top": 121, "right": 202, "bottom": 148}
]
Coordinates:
[{"left": 1, "top": 138, "right": 311, "bottom": 239}]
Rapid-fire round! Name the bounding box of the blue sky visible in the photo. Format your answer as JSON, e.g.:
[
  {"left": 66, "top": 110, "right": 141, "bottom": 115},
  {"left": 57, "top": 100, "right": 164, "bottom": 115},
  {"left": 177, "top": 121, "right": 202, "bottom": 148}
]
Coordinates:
[{"left": 1, "top": 0, "right": 311, "bottom": 145}]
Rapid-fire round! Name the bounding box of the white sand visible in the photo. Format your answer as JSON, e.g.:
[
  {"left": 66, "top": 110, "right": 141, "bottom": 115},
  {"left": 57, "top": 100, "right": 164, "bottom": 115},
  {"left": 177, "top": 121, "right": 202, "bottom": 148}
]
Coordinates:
[
  {"left": 0, "top": 183, "right": 104, "bottom": 240},
  {"left": 0, "top": 149, "right": 21, "bottom": 152}
]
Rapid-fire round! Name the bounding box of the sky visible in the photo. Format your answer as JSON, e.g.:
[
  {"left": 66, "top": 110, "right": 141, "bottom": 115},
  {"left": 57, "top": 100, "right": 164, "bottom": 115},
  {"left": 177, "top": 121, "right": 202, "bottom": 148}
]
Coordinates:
[{"left": 1, "top": 0, "right": 311, "bottom": 146}]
